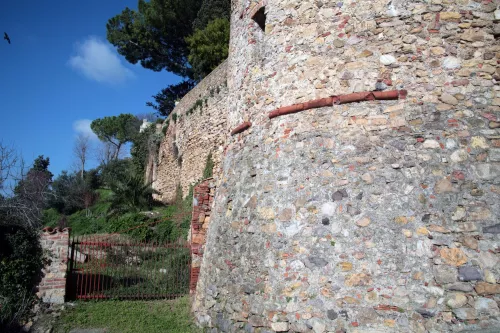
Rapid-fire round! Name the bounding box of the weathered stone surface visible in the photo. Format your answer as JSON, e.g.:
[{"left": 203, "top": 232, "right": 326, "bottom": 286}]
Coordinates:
[
  {"left": 423, "top": 140, "right": 440, "bottom": 149},
  {"left": 188, "top": 1, "right": 500, "bottom": 332},
  {"left": 442, "top": 57, "right": 461, "bottom": 69},
  {"left": 270, "top": 322, "right": 289, "bottom": 332},
  {"left": 440, "top": 93, "right": 458, "bottom": 105},
  {"left": 461, "top": 236, "right": 478, "bottom": 250},
  {"left": 309, "top": 318, "right": 326, "bottom": 333},
  {"left": 327, "top": 309, "right": 337, "bottom": 320},
  {"left": 380, "top": 54, "right": 396, "bottom": 65},
  {"left": 475, "top": 297, "right": 500, "bottom": 316},
  {"left": 435, "top": 178, "right": 454, "bottom": 194},
  {"left": 440, "top": 248, "right": 468, "bottom": 267},
  {"left": 450, "top": 149, "right": 468, "bottom": 163},
  {"left": 458, "top": 266, "right": 483, "bottom": 281},
  {"left": 434, "top": 265, "right": 457, "bottom": 284},
  {"left": 356, "top": 217, "right": 371, "bottom": 227},
  {"left": 440, "top": 12, "right": 461, "bottom": 20},
  {"left": 151, "top": 62, "right": 228, "bottom": 202},
  {"left": 452, "top": 206, "right": 466, "bottom": 221},
  {"left": 475, "top": 282, "right": 500, "bottom": 295},
  {"left": 483, "top": 224, "right": 500, "bottom": 234},
  {"left": 453, "top": 308, "right": 477, "bottom": 320},
  {"left": 307, "top": 256, "right": 328, "bottom": 268},
  {"left": 474, "top": 164, "right": 500, "bottom": 180},
  {"left": 37, "top": 229, "right": 69, "bottom": 304},
  {"left": 345, "top": 273, "right": 372, "bottom": 287},
  {"left": 446, "top": 293, "right": 468, "bottom": 309},
  {"left": 446, "top": 283, "right": 474, "bottom": 292}
]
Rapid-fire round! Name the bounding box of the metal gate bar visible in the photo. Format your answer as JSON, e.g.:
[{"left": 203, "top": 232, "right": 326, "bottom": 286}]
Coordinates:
[{"left": 68, "top": 234, "right": 191, "bottom": 300}]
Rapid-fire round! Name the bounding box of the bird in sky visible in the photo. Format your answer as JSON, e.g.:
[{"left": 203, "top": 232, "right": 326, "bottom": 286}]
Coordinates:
[{"left": 4, "top": 32, "right": 11, "bottom": 44}]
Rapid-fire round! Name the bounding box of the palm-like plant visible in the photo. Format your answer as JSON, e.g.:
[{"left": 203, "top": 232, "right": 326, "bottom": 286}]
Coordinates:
[{"left": 108, "top": 174, "right": 158, "bottom": 215}]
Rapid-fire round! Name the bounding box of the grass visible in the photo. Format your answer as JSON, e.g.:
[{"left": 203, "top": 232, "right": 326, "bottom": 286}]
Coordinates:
[{"left": 52, "top": 297, "right": 196, "bottom": 333}]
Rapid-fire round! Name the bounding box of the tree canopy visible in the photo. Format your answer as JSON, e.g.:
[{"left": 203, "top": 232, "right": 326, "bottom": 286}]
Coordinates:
[
  {"left": 91, "top": 114, "right": 141, "bottom": 160},
  {"left": 186, "top": 18, "right": 230, "bottom": 80},
  {"left": 192, "top": 0, "right": 230, "bottom": 31},
  {"left": 106, "top": 0, "right": 203, "bottom": 77},
  {"left": 146, "top": 80, "right": 196, "bottom": 117}
]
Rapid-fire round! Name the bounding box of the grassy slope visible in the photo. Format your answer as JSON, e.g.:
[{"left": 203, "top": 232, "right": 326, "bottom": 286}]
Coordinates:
[
  {"left": 52, "top": 297, "right": 196, "bottom": 333},
  {"left": 43, "top": 188, "right": 191, "bottom": 240}
]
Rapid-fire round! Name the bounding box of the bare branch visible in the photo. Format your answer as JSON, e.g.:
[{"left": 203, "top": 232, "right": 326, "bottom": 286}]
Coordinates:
[
  {"left": 0, "top": 141, "right": 18, "bottom": 191},
  {"left": 94, "top": 141, "right": 125, "bottom": 166},
  {"left": 0, "top": 144, "right": 53, "bottom": 228},
  {"left": 73, "top": 134, "right": 91, "bottom": 179}
]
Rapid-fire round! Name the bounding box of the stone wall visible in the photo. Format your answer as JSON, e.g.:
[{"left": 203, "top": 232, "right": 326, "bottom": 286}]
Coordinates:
[
  {"left": 152, "top": 61, "right": 229, "bottom": 202},
  {"left": 194, "top": 0, "right": 500, "bottom": 332},
  {"left": 190, "top": 178, "right": 217, "bottom": 294},
  {"left": 37, "top": 228, "right": 69, "bottom": 304}
]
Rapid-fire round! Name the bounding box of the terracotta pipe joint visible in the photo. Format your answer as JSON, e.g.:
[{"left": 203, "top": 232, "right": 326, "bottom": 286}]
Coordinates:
[
  {"left": 269, "top": 103, "right": 304, "bottom": 119},
  {"left": 303, "top": 97, "right": 334, "bottom": 110},
  {"left": 373, "top": 90, "right": 399, "bottom": 100},
  {"left": 337, "top": 92, "right": 375, "bottom": 104}
]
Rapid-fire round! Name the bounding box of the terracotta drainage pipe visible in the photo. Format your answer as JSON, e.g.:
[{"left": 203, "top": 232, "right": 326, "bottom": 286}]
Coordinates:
[
  {"left": 336, "top": 92, "right": 375, "bottom": 104},
  {"left": 268, "top": 90, "right": 407, "bottom": 119},
  {"left": 230, "top": 121, "right": 252, "bottom": 136}
]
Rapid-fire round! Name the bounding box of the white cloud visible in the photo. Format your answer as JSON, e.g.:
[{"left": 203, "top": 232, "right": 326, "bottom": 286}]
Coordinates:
[
  {"left": 68, "top": 36, "right": 134, "bottom": 84},
  {"left": 73, "top": 119, "right": 98, "bottom": 141}
]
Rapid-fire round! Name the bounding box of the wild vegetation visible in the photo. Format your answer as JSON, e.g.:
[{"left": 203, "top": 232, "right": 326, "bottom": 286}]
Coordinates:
[
  {"left": 0, "top": 146, "right": 49, "bottom": 331},
  {"left": 0, "top": 109, "right": 206, "bottom": 330},
  {"left": 43, "top": 114, "right": 197, "bottom": 243}
]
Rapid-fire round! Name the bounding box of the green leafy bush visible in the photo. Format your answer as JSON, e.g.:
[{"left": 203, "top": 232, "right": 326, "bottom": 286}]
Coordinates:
[
  {"left": 0, "top": 226, "right": 44, "bottom": 330},
  {"left": 202, "top": 152, "right": 214, "bottom": 179},
  {"left": 186, "top": 18, "right": 230, "bottom": 80},
  {"left": 42, "top": 208, "right": 61, "bottom": 228},
  {"left": 100, "top": 159, "right": 135, "bottom": 188},
  {"left": 106, "top": 213, "right": 151, "bottom": 240},
  {"left": 67, "top": 210, "right": 107, "bottom": 236}
]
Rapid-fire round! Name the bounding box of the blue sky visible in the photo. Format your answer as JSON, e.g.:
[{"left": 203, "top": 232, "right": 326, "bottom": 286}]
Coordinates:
[{"left": 0, "top": 0, "right": 181, "bottom": 177}]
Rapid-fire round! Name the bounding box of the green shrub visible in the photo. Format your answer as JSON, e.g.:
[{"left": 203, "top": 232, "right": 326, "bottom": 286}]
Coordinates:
[
  {"left": 42, "top": 208, "right": 61, "bottom": 228},
  {"left": 0, "top": 226, "right": 44, "bottom": 330},
  {"left": 171, "top": 113, "right": 178, "bottom": 123},
  {"left": 106, "top": 213, "right": 151, "bottom": 241},
  {"left": 153, "top": 219, "right": 183, "bottom": 243},
  {"left": 202, "top": 152, "right": 214, "bottom": 179},
  {"left": 100, "top": 159, "right": 135, "bottom": 189},
  {"left": 67, "top": 211, "right": 106, "bottom": 236}
]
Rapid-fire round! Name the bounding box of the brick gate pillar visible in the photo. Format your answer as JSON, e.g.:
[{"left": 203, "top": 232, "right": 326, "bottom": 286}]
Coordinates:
[{"left": 37, "top": 227, "right": 70, "bottom": 304}]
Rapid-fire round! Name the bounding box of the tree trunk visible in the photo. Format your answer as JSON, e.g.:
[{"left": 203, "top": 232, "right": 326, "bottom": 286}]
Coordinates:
[{"left": 114, "top": 143, "right": 122, "bottom": 160}]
